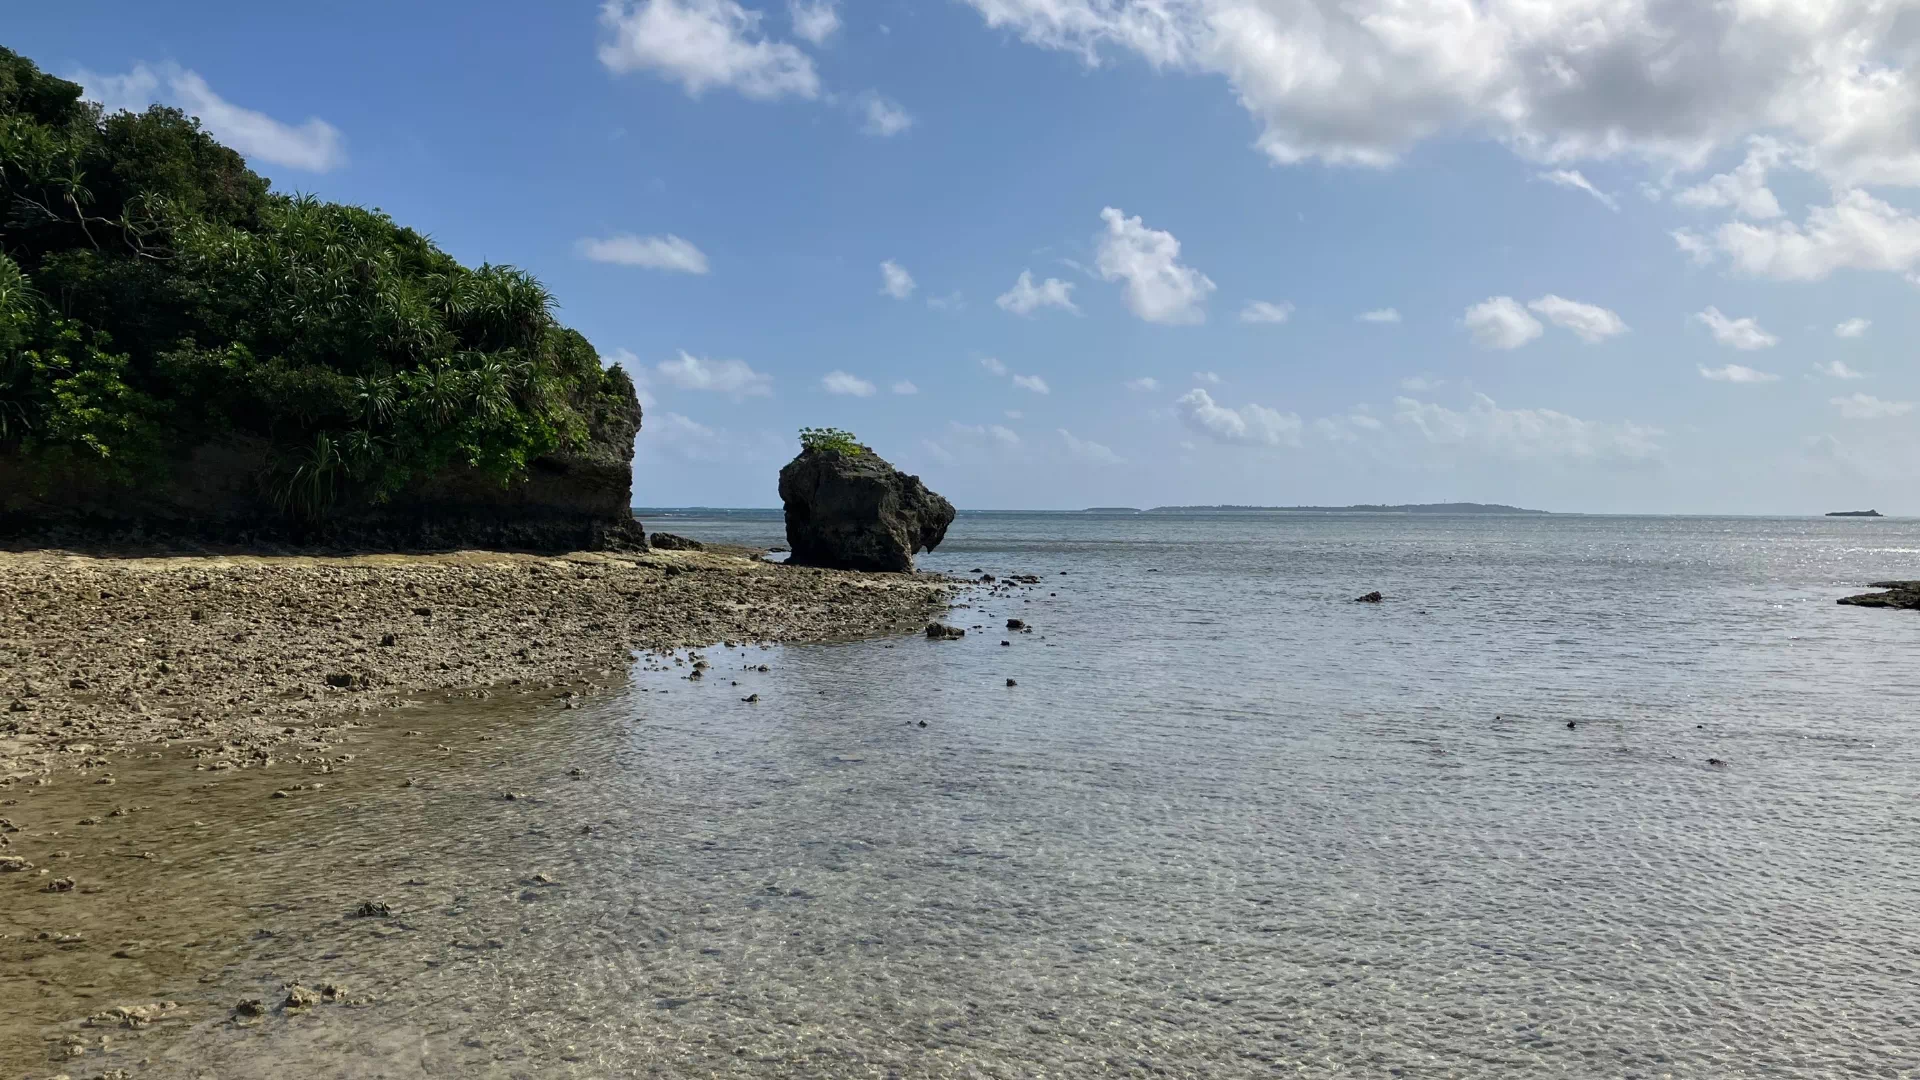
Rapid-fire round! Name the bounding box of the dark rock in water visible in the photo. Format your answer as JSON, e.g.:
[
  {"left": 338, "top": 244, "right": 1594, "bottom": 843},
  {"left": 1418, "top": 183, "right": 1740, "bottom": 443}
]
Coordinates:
[
  {"left": 234, "top": 999, "right": 265, "bottom": 1018},
  {"left": 1354, "top": 591, "right": 1383, "bottom": 603},
  {"left": 1006, "top": 678, "right": 1017, "bottom": 687},
  {"left": 925, "top": 622, "right": 965, "bottom": 640},
  {"left": 1006, "top": 618, "right": 1025, "bottom": 630},
  {"left": 779, "top": 447, "right": 955, "bottom": 572},
  {"left": 284, "top": 985, "right": 320, "bottom": 1010},
  {"left": 648, "top": 532, "right": 704, "bottom": 551},
  {"left": 353, "top": 900, "right": 393, "bottom": 918},
  {"left": 1838, "top": 581, "right": 1920, "bottom": 609}
]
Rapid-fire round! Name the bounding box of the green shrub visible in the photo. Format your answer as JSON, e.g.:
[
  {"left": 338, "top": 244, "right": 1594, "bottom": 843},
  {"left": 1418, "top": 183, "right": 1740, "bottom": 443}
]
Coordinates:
[
  {"left": 0, "top": 46, "right": 627, "bottom": 514},
  {"left": 799, "top": 427, "right": 867, "bottom": 456}
]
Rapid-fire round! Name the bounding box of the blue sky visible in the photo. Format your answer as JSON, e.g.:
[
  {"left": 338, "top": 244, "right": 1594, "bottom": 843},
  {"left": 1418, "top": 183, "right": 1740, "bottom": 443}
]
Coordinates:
[{"left": 18, "top": 1, "right": 1920, "bottom": 512}]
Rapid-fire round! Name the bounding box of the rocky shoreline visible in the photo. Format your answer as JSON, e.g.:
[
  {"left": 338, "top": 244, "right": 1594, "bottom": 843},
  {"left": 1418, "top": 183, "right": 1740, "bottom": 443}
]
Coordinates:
[
  {"left": 1837, "top": 580, "right": 1920, "bottom": 610},
  {"left": 0, "top": 547, "right": 955, "bottom": 786}
]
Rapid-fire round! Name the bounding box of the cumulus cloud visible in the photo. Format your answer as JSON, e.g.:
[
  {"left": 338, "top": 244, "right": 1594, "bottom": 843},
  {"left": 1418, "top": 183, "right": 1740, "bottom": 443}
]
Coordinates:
[
  {"left": 598, "top": 0, "right": 819, "bottom": 100},
  {"left": 1095, "top": 207, "right": 1215, "bottom": 324},
  {"left": 879, "top": 259, "right": 915, "bottom": 299},
  {"left": 1462, "top": 296, "right": 1543, "bottom": 350},
  {"left": 1526, "top": 295, "right": 1629, "bottom": 343},
  {"left": 856, "top": 91, "right": 914, "bottom": 136},
  {"left": 788, "top": 0, "right": 839, "bottom": 44},
  {"left": 1831, "top": 393, "right": 1915, "bottom": 419},
  {"left": 75, "top": 63, "right": 346, "bottom": 171},
  {"left": 1393, "top": 394, "right": 1660, "bottom": 463},
  {"left": 576, "top": 233, "right": 710, "bottom": 273},
  {"left": 1701, "top": 190, "right": 1920, "bottom": 282},
  {"left": 1698, "top": 363, "right": 1781, "bottom": 383},
  {"left": 1060, "top": 428, "right": 1124, "bottom": 464},
  {"left": 1814, "top": 360, "right": 1866, "bottom": 379},
  {"left": 892, "top": 380, "right": 919, "bottom": 395},
  {"left": 979, "top": 357, "right": 1008, "bottom": 376},
  {"left": 1537, "top": 170, "right": 1618, "bottom": 212},
  {"left": 821, "top": 370, "right": 876, "bottom": 396},
  {"left": 1834, "top": 318, "right": 1871, "bottom": 339},
  {"left": 1240, "top": 300, "right": 1293, "bottom": 324},
  {"left": 1126, "top": 376, "right": 1160, "bottom": 392},
  {"left": 1673, "top": 138, "right": 1788, "bottom": 219},
  {"left": 1693, "top": 307, "right": 1778, "bottom": 350},
  {"left": 655, "top": 351, "right": 773, "bottom": 397},
  {"left": 996, "top": 270, "right": 1079, "bottom": 316},
  {"left": 956, "top": 0, "right": 1920, "bottom": 188},
  {"left": 1175, "top": 388, "right": 1301, "bottom": 448},
  {"left": 1358, "top": 308, "right": 1401, "bottom": 324},
  {"left": 1012, "top": 374, "right": 1050, "bottom": 394}
]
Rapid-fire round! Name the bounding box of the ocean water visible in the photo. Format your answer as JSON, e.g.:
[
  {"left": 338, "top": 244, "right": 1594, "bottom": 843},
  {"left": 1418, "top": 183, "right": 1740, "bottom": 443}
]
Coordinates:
[{"left": 27, "top": 513, "right": 1920, "bottom": 1077}]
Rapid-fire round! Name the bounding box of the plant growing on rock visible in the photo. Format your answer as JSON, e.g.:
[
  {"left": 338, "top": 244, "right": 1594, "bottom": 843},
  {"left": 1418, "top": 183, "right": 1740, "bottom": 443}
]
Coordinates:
[{"left": 798, "top": 427, "right": 868, "bottom": 456}]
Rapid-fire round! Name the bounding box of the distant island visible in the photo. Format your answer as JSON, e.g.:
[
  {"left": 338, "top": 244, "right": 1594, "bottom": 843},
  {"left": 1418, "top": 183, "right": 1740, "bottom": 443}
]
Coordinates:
[
  {"left": 1081, "top": 507, "right": 1144, "bottom": 513},
  {"left": 1826, "top": 510, "right": 1883, "bottom": 517},
  {"left": 1136, "top": 502, "right": 1549, "bottom": 515}
]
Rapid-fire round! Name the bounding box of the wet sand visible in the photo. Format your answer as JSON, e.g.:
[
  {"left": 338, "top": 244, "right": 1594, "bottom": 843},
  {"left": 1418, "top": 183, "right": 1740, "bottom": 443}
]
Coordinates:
[{"left": 0, "top": 547, "right": 954, "bottom": 786}]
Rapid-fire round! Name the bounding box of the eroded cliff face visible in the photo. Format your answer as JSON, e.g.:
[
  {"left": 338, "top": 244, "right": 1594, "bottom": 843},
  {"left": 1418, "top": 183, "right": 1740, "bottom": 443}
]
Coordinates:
[
  {"left": 778, "top": 447, "right": 955, "bottom": 572},
  {"left": 0, "top": 387, "right": 646, "bottom": 553}
]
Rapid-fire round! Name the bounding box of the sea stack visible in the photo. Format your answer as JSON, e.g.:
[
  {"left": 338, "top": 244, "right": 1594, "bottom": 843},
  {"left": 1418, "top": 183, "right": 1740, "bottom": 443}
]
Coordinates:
[{"left": 779, "top": 438, "right": 955, "bottom": 572}]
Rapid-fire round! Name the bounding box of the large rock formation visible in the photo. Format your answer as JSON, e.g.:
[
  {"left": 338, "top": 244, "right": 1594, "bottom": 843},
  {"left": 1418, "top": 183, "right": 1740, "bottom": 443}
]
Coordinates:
[
  {"left": 778, "top": 447, "right": 954, "bottom": 572},
  {"left": 0, "top": 388, "right": 646, "bottom": 553},
  {"left": 1838, "top": 581, "right": 1920, "bottom": 609}
]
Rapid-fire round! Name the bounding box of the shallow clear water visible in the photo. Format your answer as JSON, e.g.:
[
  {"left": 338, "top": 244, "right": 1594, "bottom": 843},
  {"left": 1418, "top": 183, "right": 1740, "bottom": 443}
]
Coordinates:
[{"left": 15, "top": 513, "right": 1920, "bottom": 1077}]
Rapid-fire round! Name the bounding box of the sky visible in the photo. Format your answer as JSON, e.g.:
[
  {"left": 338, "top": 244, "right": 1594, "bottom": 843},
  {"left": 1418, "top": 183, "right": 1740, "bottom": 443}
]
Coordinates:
[{"left": 16, "top": 1, "right": 1920, "bottom": 512}]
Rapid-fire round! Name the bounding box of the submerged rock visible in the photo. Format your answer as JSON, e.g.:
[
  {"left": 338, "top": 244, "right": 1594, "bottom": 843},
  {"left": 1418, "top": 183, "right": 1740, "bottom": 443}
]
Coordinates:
[
  {"left": 1354, "top": 591, "right": 1383, "bottom": 603},
  {"left": 648, "top": 532, "right": 704, "bottom": 551},
  {"left": 1837, "top": 581, "right": 1920, "bottom": 609},
  {"left": 926, "top": 622, "right": 965, "bottom": 640},
  {"left": 779, "top": 446, "right": 955, "bottom": 572}
]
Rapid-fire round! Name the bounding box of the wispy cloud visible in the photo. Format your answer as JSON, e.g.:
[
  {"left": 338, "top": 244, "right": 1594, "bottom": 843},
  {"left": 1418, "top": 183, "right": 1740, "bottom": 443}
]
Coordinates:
[{"left": 577, "top": 233, "right": 710, "bottom": 273}]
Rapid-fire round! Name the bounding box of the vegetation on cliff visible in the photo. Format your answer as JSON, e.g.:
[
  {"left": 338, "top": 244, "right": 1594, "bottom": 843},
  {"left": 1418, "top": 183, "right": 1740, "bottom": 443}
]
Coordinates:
[{"left": 0, "top": 47, "right": 634, "bottom": 520}]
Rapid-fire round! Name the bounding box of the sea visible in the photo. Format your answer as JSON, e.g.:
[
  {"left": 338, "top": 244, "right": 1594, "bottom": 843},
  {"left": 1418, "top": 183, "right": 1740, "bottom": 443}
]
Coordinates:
[{"left": 41, "top": 512, "right": 1920, "bottom": 1077}]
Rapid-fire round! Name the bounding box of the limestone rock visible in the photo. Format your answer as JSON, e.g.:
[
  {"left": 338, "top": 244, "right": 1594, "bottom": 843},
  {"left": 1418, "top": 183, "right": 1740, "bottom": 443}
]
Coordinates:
[
  {"left": 779, "top": 447, "right": 955, "bottom": 572},
  {"left": 1838, "top": 581, "right": 1920, "bottom": 609}
]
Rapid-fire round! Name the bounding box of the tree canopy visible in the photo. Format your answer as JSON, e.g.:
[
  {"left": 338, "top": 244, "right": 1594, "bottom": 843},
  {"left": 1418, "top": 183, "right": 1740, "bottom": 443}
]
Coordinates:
[{"left": 0, "top": 46, "right": 633, "bottom": 519}]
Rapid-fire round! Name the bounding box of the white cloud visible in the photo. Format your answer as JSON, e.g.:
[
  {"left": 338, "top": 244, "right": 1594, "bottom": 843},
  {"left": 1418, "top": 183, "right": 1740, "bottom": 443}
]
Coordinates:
[
  {"left": 598, "top": 0, "right": 820, "bottom": 101},
  {"left": 655, "top": 351, "right": 774, "bottom": 397},
  {"left": 1095, "top": 207, "right": 1215, "bottom": 324},
  {"left": 879, "top": 259, "right": 915, "bottom": 299},
  {"left": 926, "top": 291, "right": 965, "bottom": 311},
  {"left": 1240, "top": 300, "right": 1294, "bottom": 324},
  {"left": 576, "top": 233, "right": 710, "bottom": 273},
  {"left": 1175, "top": 388, "right": 1301, "bottom": 448},
  {"left": 1060, "top": 428, "right": 1124, "bottom": 465},
  {"left": 1671, "top": 229, "right": 1716, "bottom": 266},
  {"left": 1673, "top": 138, "right": 1788, "bottom": 220},
  {"left": 1462, "top": 296, "right": 1543, "bottom": 350},
  {"left": 956, "top": 0, "right": 1920, "bottom": 188},
  {"left": 979, "top": 357, "right": 1008, "bottom": 376},
  {"left": 1814, "top": 360, "right": 1866, "bottom": 379},
  {"left": 788, "top": 0, "right": 839, "bottom": 45},
  {"left": 1526, "top": 295, "right": 1629, "bottom": 343},
  {"left": 892, "top": 380, "right": 919, "bottom": 395},
  {"left": 1537, "top": 169, "right": 1618, "bottom": 212},
  {"left": 1831, "top": 393, "right": 1915, "bottom": 419},
  {"left": 1834, "top": 318, "right": 1872, "bottom": 339},
  {"left": 1707, "top": 190, "right": 1920, "bottom": 282},
  {"left": 1693, "top": 307, "right": 1778, "bottom": 350},
  {"left": 996, "top": 270, "right": 1079, "bottom": 316},
  {"left": 76, "top": 64, "right": 346, "bottom": 172},
  {"left": 1192, "top": 371, "right": 1221, "bottom": 385},
  {"left": 1393, "top": 394, "right": 1660, "bottom": 463},
  {"left": 857, "top": 91, "right": 914, "bottom": 136},
  {"left": 1698, "top": 363, "right": 1781, "bottom": 383},
  {"left": 1126, "top": 377, "right": 1160, "bottom": 392},
  {"left": 1358, "top": 308, "right": 1401, "bottom": 324},
  {"left": 821, "top": 370, "right": 876, "bottom": 396},
  {"left": 1012, "top": 374, "right": 1051, "bottom": 394}
]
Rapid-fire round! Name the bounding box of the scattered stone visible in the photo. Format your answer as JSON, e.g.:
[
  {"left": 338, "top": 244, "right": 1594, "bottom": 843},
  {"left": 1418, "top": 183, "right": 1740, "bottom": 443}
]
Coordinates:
[
  {"left": 353, "top": 900, "right": 393, "bottom": 918},
  {"left": 86, "top": 1002, "right": 180, "bottom": 1029},
  {"left": 648, "top": 532, "right": 705, "bottom": 551},
  {"left": 1006, "top": 678, "right": 1017, "bottom": 687},
  {"left": 1354, "top": 591, "right": 1383, "bottom": 603},
  {"left": 321, "top": 983, "right": 347, "bottom": 1003},
  {"left": 742, "top": 693, "right": 759, "bottom": 703},
  {"left": 925, "top": 622, "right": 965, "bottom": 640},
  {"left": 234, "top": 999, "right": 266, "bottom": 1018},
  {"left": 379, "top": 633, "right": 398, "bottom": 647},
  {"left": 67, "top": 678, "right": 89, "bottom": 690},
  {"left": 0, "top": 856, "right": 31, "bottom": 872},
  {"left": 324, "top": 672, "right": 356, "bottom": 688},
  {"left": 501, "top": 791, "right": 532, "bottom": 801},
  {"left": 1707, "top": 758, "right": 1728, "bottom": 767},
  {"left": 1006, "top": 619, "right": 1025, "bottom": 630},
  {"left": 284, "top": 985, "right": 321, "bottom": 1010},
  {"left": 43, "top": 876, "right": 75, "bottom": 892}
]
